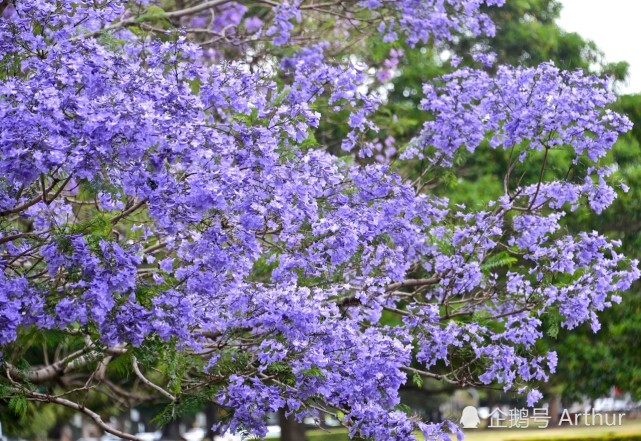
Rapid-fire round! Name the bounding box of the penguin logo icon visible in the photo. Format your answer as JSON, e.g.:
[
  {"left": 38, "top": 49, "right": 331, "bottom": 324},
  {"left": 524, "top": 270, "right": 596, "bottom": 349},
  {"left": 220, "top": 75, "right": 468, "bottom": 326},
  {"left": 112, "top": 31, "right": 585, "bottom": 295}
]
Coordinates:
[{"left": 460, "top": 406, "right": 481, "bottom": 429}]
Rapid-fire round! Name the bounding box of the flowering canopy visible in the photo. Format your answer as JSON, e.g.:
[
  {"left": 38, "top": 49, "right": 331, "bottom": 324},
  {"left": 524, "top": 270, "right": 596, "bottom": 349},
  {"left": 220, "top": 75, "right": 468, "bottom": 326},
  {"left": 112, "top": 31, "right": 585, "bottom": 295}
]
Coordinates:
[{"left": 0, "top": 1, "right": 637, "bottom": 440}]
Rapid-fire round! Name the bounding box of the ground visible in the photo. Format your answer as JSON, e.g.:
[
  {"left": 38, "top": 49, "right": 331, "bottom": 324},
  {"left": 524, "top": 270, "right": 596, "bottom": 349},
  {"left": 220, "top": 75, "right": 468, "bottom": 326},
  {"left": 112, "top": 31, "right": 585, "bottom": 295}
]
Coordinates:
[{"left": 300, "top": 419, "right": 641, "bottom": 441}]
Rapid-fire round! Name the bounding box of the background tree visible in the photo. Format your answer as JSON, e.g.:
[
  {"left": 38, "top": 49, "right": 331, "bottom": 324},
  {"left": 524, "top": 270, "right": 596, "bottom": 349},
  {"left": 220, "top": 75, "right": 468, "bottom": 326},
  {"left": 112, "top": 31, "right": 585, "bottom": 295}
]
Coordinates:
[
  {"left": 358, "top": 0, "right": 641, "bottom": 413},
  {"left": 550, "top": 95, "right": 641, "bottom": 405}
]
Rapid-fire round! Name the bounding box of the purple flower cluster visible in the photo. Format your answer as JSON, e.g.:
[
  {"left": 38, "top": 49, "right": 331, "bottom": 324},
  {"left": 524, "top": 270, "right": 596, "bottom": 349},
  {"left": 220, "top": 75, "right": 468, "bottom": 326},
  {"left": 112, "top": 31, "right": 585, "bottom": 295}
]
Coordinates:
[
  {"left": 0, "top": 1, "right": 638, "bottom": 440},
  {"left": 363, "top": 0, "right": 505, "bottom": 46},
  {"left": 406, "top": 63, "right": 630, "bottom": 167}
]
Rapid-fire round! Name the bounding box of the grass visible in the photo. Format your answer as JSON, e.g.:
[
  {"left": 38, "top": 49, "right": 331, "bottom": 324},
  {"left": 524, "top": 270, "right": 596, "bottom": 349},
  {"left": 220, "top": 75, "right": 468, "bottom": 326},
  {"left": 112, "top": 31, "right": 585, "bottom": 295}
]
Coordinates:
[
  {"left": 300, "top": 420, "right": 641, "bottom": 441},
  {"left": 463, "top": 419, "right": 641, "bottom": 441}
]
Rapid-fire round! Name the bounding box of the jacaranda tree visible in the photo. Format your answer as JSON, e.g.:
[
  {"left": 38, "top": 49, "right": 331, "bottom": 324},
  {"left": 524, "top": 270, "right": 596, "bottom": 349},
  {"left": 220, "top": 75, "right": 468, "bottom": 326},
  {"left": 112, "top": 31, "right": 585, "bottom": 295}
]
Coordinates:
[{"left": 0, "top": 1, "right": 638, "bottom": 440}]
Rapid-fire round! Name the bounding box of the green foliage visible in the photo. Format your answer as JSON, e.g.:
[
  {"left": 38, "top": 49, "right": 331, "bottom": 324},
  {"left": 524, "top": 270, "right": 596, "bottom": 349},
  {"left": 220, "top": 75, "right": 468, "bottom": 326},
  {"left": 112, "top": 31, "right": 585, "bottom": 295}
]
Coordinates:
[
  {"left": 106, "top": 349, "right": 134, "bottom": 376},
  {"left": 463, "top": 0, "right": 625, "bottom": 78},
  {"left": 1, "top": 396, "right": 70, "bottom": 438},
  {"left": 0, "top": 51, "right": 22, "bottom": 79},
  {"left": 152, "top": 388, "right": 218, "bottom": 427},
  {"left": 481, "top": 251, "right": 518, "bottom": 274},
  {"left": 546, "top": 92, "right": 641, "bottom": 401},
  {"left": 411, "top": 371, "right": 424, "bottom": 388},
  {"left": 546, "top": 315, "right": 560, "bottom": 339},
  {"left": 135, "top": 5, "right": 170, "bottom": 26},
  {"left": 7, "top": 395, "right": 28, "bottom": 419},
  {"left": 394, "top": 402, "right": 412, "bottom": 415}
]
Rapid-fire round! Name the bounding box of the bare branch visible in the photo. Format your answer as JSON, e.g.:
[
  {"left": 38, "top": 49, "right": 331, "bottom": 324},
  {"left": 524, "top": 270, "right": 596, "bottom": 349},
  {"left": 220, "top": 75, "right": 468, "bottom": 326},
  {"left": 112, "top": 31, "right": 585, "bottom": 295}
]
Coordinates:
[
  {"left": 386, "top": 277, "right": 441, "bottom": 292},
  {"left": 132, "top": 356, "right": 176, "bottom": 402},
  {"left": 5, "top": 344, "right": 126, "bottom": 384},
  {"left": 402, "top": 366, "right": 459, "bottom": 385},
  {"left": 5, "top": 347, "right": 90, "bottom": 383},
  {"left": 25, "top": 391, "right": 143, "bottom": 441},
  {"left": 70, "top": 0, "right": 232, "bottom": 41},
  {"left": 0, "top": 176, "right": 66, "bottom": 217},
  {"left": 110, "top": 198, "right": 148, "bottom": 225}
]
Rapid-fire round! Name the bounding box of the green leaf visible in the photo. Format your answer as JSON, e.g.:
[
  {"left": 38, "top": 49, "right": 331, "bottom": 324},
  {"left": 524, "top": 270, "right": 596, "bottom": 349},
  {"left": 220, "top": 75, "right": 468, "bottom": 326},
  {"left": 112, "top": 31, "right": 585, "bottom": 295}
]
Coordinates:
[
  {"left": 272, "top": 87, "right": 291, "bottom": 106},
  {"left": 411, "top": 372, "right": 423, "bottom": 388},
  {"left": 8, "top": 395, "right": 28, "bottom": 419},
  {"left": 481, "top": 251, "right": 517, "bottom": 273},
  {"left": 135, "top": 5, "right": 168, "bottom": 23},
  {"left": 547, "top": 317, "right": 559, "bottom": 339},
  {"left": 106, "top": 351, "right": 133, "bottom": 376}
]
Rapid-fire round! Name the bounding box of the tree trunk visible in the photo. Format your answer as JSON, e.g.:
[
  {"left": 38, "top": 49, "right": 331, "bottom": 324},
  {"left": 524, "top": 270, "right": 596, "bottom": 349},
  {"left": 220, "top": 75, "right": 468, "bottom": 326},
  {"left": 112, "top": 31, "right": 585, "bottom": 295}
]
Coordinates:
[
  {"left": 205, "top": 403, "right": 219, "bottom": 436},
  {"left": 486, "top": 389, "right": 496, "bottom": 410},
  {"left": 549, "top": 393, "right": 561, "bottom": 426},
  {"left": 279, "top": 409, "right": 307, "bottom": 441},
  {"left": 162, "top": 419, "right": 182, "bottom": 441}
]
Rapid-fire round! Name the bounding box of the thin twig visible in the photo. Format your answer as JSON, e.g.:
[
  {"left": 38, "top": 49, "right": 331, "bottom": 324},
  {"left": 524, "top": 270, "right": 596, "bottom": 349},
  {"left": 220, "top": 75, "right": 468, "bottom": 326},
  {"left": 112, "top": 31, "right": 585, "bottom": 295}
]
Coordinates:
[{"left": 132, "top": 356, "right": 176, "bottom": 402}]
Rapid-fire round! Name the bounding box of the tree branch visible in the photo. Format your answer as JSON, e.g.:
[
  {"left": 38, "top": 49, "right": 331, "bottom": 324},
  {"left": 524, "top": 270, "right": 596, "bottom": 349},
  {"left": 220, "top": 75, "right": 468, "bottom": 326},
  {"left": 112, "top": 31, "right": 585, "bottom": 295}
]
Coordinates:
[
  {"left": 132, "top": 356, "right": 176, "bottom": 402},
  {"left": 5, "top": 347, "right": 90, "bottom": 383},
  {"left": 110, "top": 198, "right": 148, "bottom": 225},
  {"left": 70, "top": 0, "right": 232, "bottom": 41},
  {"left": 5, "top": 344, "right": 126, "bottom": 384},
  {"left": 25, "top": 391, "right": 143, "bottom": 441},
  {"left": 386, "top": 277, "right": 441, "bottom": 292}
]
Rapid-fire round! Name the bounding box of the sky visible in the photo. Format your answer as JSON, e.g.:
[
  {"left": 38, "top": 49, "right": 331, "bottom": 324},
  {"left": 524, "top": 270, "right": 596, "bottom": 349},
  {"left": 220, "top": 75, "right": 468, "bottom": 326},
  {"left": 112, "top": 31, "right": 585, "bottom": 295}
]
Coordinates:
[{"left": 557, "top": 0, "right": 641, "bottom": 95}]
